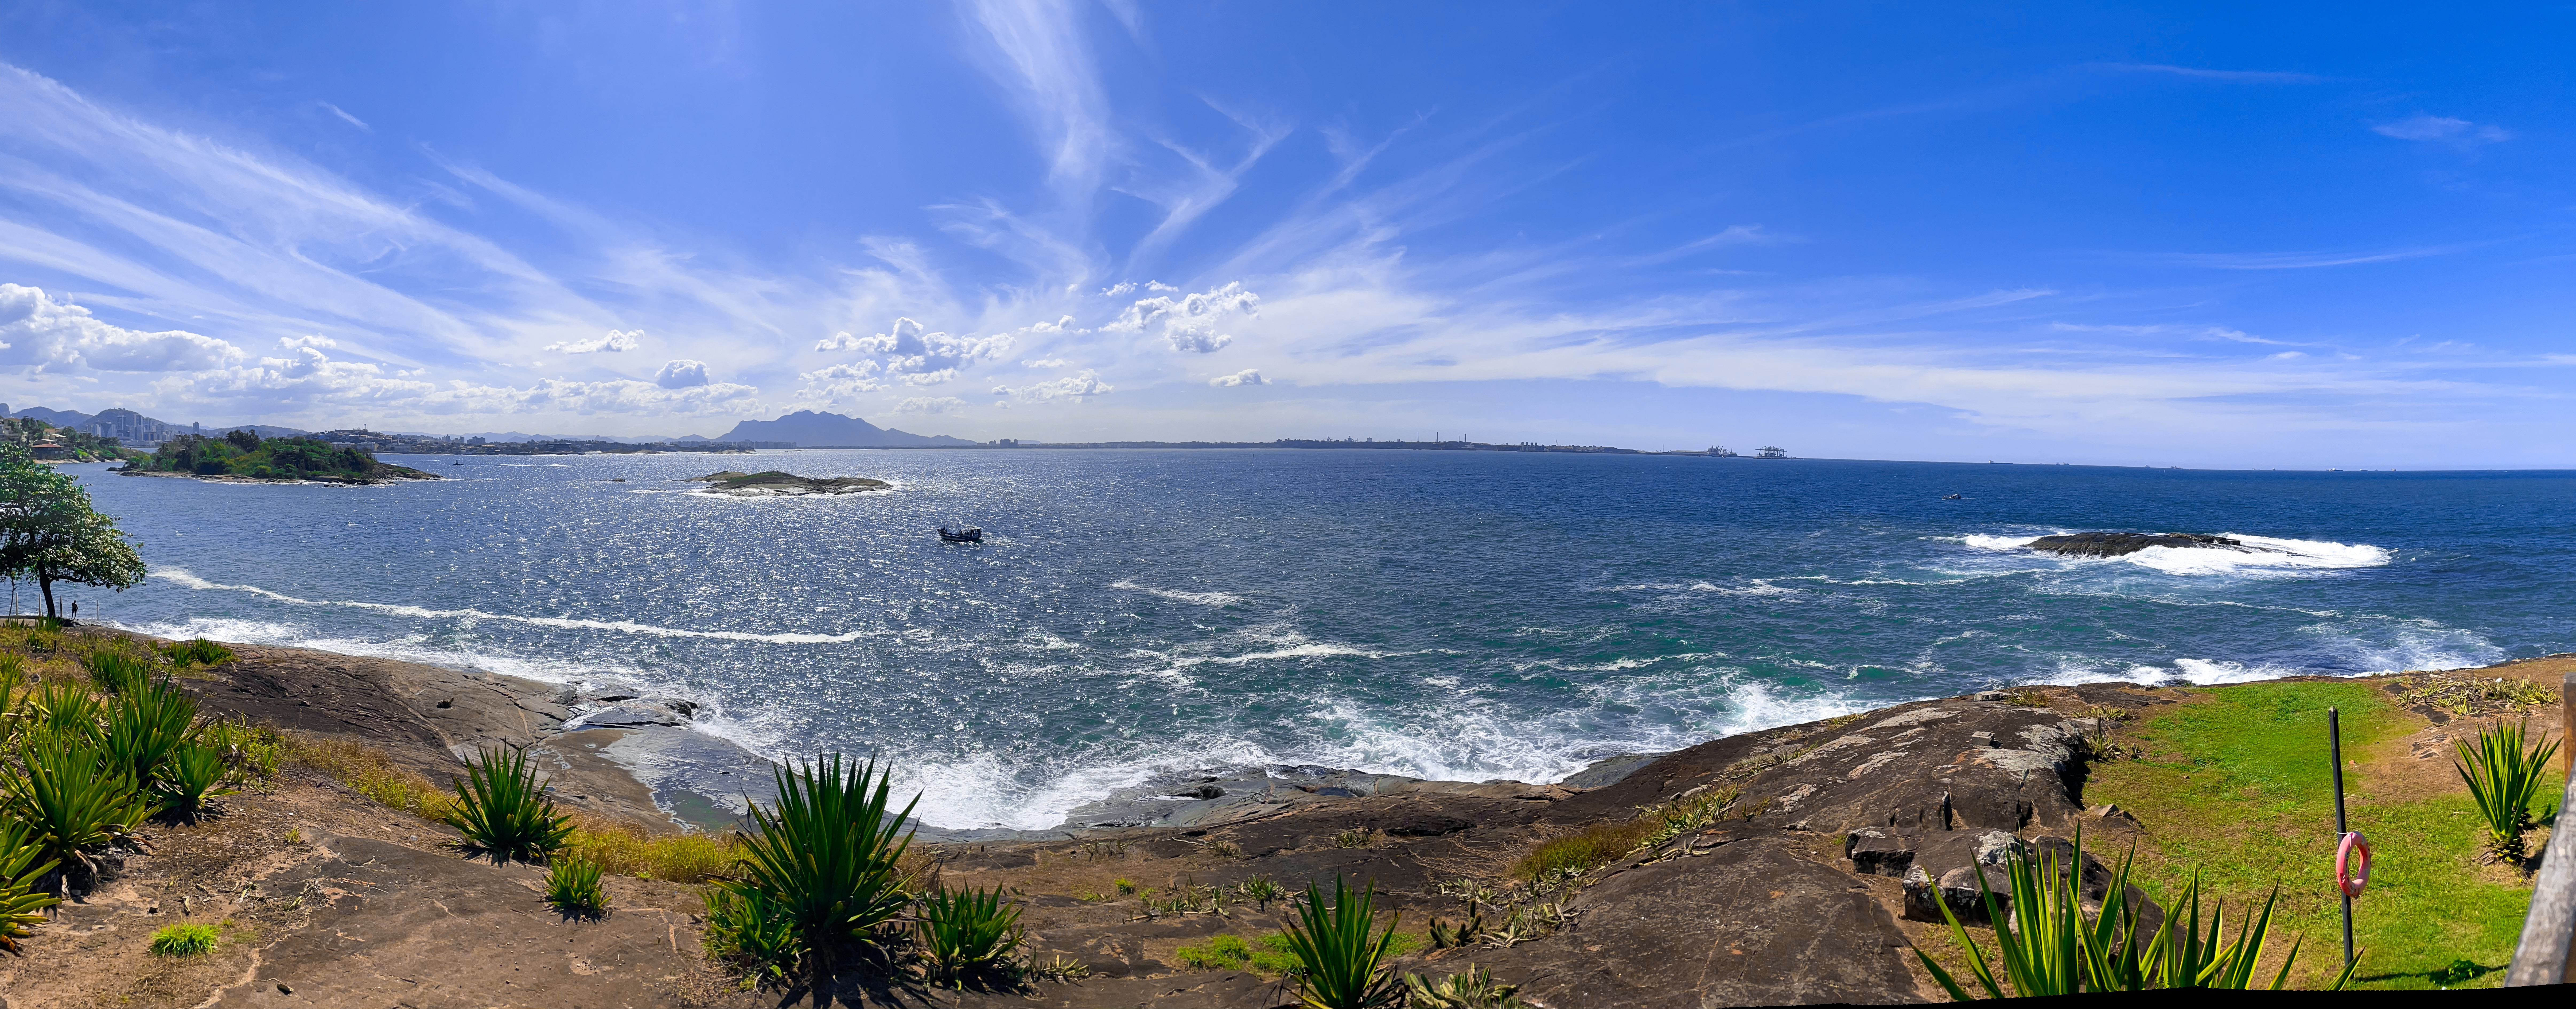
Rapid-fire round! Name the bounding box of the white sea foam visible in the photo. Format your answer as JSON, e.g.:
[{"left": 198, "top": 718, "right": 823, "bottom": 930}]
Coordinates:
[
  {"left": 2120, "top": 534, "right": 2391, "bottom": 576},
  {"left": 155, "top": 567, "right": 875, "bottom": 644},
  {"left": 1958, "top": 531, "right": 2390, "bottom": 577},
  {"left": 1109, "top": 580, "right": 1244, "bottom": 607}
]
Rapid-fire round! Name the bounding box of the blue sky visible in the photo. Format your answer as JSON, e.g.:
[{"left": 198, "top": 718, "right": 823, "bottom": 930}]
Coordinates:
[{"left": 0, "top": 2, "right": 2564, "bottom": 466}]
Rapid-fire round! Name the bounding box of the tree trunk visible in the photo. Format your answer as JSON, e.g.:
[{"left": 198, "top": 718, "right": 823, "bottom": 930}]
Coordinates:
[{"left": 37, "top": 566, "right": 55, "bottom": 619}]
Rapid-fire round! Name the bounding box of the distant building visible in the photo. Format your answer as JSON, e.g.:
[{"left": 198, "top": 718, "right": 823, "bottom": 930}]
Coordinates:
[{"left": 29, "top": 441, "right": 67, "bottom": 460}]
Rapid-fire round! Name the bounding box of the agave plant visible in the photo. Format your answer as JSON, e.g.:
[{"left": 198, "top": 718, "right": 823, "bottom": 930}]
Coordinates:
[
  {"left": 84, "top": 650, "right": 154, "bottom": 697},
  {"left": 1402, "top": 965, "right": 1525, "bottom": 1008},
  {"left": 150, "top": 742, "right": 239, "bottom": 819},
  {"left": 543, "top": 854, "right": 609, "bottom": 918},
  {"left": 1918, "top": 832, "right": 2356, "bottom": 996},
  {"left": 916, "top": 884, "right": 1026, "bottom": 984},
  {"left": 2456, "top": 718, "right": 2559, "bottom": 864},
  {"left": 442, "top": 745, "right": 574, "bottom": 864},
  {"left": 717, "top": 755, "right": 919, "bottom": 999},
  {"left": 103, "top": 681, "right": 200, "bottom": 801},
  {"left": 3, "top": 739, "right": 150, "bottom": 890},
  {"left": 1915, "top": 832, "right": 2143, "bottom": 997},
  {"left": 1279, "top": 876, "right": 1406, "bottom": 1009},
  {"left": 0, "top": 819, "right": 61, "bottom": 952},
  {"left": 26, "top": 680, "right": 104, "bottom": 740},
  {"left": 703, "top": 885, "right": 806, "bottom": 984}
]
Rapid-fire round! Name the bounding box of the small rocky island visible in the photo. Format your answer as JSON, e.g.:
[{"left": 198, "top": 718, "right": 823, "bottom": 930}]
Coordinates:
[
  {"left": 118, "top": 431, "right": 438, "bottom": 485},
  {"left": 688, "top": 470, "right": 891, "bottom": 496},
  {"left": 2026, "top": 532, "right": 2266, "bottom": 557}
]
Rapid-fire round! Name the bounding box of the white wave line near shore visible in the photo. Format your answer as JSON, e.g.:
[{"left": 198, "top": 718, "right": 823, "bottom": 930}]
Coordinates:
[
  {"left": 1109, "top": 580, "right": 1244, "bottom": 607},
  {"left": 154, "top": 568, "right": 873, "bottom": 644}
]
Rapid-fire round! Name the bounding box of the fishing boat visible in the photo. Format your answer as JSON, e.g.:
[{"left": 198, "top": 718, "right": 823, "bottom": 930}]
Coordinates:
[{"left": 939, "top": 526, "right": 984, "bottom": 543}]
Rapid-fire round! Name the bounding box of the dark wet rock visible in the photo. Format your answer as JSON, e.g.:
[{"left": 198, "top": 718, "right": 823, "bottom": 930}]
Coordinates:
[
  {"left": 1561, "top": 751, "right": 1662, "bottom": 789},
  {"left": 2026, "top": 532, "right": 2260, "bottom": 557},
  {"left": 1845, "top": 828, "right": 1915, "bottom": 877}
]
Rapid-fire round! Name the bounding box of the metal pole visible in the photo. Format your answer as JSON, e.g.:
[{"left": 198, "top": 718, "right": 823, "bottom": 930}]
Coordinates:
[{"left": 2329, "top": 706, "right": 2354, "bottom": 969}]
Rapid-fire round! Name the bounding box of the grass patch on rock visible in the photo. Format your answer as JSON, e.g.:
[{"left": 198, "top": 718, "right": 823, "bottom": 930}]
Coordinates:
[{"left": 2085, "top": 680, "right": 2555, "bottom": 990}]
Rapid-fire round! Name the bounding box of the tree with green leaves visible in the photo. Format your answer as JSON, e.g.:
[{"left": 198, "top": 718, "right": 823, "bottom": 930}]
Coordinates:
[{"left": 0, "top": 443, "right": 145, "bottom": 617}]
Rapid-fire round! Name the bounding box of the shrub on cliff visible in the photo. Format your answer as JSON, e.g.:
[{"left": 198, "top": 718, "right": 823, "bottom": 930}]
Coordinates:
[
  {"left": 1280, "top": 876, "right": 1406, "bottom": 1009},
  {"left": 544, "top": 854, "right": 609, "bottom": 918},
  {"left": 2455, "top": 718, "right": 2557, "bottom": 864},
  {"left": 916, "top": 884, "right": 1025, "bottom": 986},
  {"left": 1914, "top": 831, "right": 2357, "bottom": 995},
  {"left": 707, "top": 755, "right": 918, "bottom": 995},
  {"left": 442, "top": 745, "right": 575, "bottom": 864},
  {"left": 2, "top": 736, "right": 151, "bottom": 890},
  {"left": 0, "top": 819, "right": 60, "bottom": 952}
]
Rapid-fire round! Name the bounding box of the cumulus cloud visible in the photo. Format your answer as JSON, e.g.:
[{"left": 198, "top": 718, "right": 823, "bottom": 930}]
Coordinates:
[
  {"left": 1210, "top": 368, "right": 1266, "bottom": 387},
  {"left": 279, "top": 334, "right": 337, "bottom": 350},
  {"left": 814, "top": 318, "right": 1012, "bottom": 382},
  {"left": 415, "top": 377, "right": 760, "bottom": 416},
  {"left": 176, "top": 343, "right": 759, "bottom": 417},
  {"left": 1098, "top": 281, "right": 1178, "bottom": 297},
  {"left": 546, "top": 329, "right": 643, "bottom": 353},
  {"left": 1021, "top": 357, "right": 1071, "bottom": 368},
  {"left": 897, "top": 396, "right": 966, "bottom": 414},
  {"left": 654, "top": 359, "right": 711, "bottom": 388},
  {"left": 2373, "top": 115, "right": 2511, "bottom": 143},
  {"left": 1016, "top": 369, "right": 1112, "bottom": 401},
  {"left": 0, "top": 284, "right": 245, "bottom": 372},
  {"left": 1106, "top": 281, "right": 1259, "bottom": 353}
]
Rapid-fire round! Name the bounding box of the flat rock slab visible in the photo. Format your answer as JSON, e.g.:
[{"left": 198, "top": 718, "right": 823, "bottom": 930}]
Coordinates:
[
  {"left": 209, "top": 836, "right": 718, "bottom": 1009},
  {"left": 1444, "top": 837, "right": 1924, "bottom": 1006}
]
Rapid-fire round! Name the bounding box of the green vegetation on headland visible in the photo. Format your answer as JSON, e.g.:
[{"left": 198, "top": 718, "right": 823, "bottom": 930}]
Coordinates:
[{"left": 120, "top": 430, "right": 437, "bottom": 484}]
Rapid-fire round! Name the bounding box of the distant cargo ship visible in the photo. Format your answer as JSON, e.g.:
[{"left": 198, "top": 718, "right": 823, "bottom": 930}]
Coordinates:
[
  {"left": 1708, "top": 445, "right": 1741, "bottom": 457},
  {"left": 1756, "top": 446, "right": 1789, "bottom": 459}
]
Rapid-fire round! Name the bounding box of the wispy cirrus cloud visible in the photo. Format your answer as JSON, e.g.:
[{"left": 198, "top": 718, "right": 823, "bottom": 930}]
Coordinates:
[
  {"left": 2372, "top": 114, "right": 2511, "bottom": 144},
  {"left": 2099, "top": 63, "right": 2324, "bottom": 84}
]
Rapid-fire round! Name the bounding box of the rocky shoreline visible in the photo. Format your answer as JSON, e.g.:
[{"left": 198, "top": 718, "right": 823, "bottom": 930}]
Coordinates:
[{"left": 27, "top": 626, "right": 2570, "bottom": 1006}]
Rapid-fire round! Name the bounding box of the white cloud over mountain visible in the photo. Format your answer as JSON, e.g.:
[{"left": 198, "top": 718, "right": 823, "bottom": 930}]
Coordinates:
[
  {"left": 0, "top": 284, "right": 244, "bottom": 371},
  {"left": 547, "top": 329, "right": 642, "bottom": 353}
]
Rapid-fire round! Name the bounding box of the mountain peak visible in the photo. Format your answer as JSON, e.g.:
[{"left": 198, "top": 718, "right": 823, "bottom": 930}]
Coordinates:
[{"left": 715, "top": 410, "right": 973, "bottom": 448}]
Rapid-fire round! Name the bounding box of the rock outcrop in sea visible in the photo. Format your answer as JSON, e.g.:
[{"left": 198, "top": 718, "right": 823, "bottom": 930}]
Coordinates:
[
  {"left": 686, "top": 470, "right": 891, "bottom": 496},
  {"left": 2026, "top": 532, "right": 2263, "bottom": 557}
]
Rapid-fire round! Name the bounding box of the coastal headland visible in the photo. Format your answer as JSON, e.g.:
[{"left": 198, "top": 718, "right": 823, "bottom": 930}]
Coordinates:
[{"left": 1, "top": 627, "right": 2562, "bottom": 1005}]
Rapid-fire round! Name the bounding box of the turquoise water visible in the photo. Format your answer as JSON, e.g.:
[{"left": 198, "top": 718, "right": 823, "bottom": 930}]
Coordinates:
[{"left": 64, "top": 452, "right": 2575, "bottom": 829}]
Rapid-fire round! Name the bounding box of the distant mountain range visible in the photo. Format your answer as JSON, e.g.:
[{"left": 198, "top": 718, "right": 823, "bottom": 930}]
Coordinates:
[
  {"left": 714, "top": 411, "right": 976, "bottom": 447},
  {"left": 1, "top": 404, "right": 302, "bottom": 441},
  {"left": 0, "top": 404, "right": 975, "bottom": 448}
]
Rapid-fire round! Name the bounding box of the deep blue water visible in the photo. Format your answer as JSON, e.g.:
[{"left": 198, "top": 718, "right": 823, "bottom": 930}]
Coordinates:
[{"left": 58, "top": 452, "right": 2576, "bottom": 829}]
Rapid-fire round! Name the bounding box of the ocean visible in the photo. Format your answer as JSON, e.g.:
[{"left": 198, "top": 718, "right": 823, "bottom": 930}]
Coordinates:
[{"left": 65, "top": 451, "right": 2575, "bottom": 831}]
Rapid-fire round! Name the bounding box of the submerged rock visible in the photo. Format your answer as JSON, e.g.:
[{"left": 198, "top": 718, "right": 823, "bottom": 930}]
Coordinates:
[
  {"left": 687, "top": 470, "right": 890, "bottom": 496},
  {"left": 2026, "top": 532, "right": 2262, "bottom": 557}
]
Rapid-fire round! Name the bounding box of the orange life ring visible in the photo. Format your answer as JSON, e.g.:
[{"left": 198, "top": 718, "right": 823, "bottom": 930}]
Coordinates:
[{"left": 2336, "top": 831, "right": 2370, "bottom": 898}]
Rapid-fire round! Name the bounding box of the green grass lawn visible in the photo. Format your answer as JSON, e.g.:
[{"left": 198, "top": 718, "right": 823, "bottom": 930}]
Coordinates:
[{"left": 2086, "top": 681, "right": 2555, "bottom": 990}]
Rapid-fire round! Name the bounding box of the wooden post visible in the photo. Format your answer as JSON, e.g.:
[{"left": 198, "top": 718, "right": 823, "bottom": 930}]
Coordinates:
[
  {"left": 2507, "top": 775, "right": 2576, "bottom": 984},
  {"left": 2562, "top": 669, "right": 2574, "bottom": 780}
]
